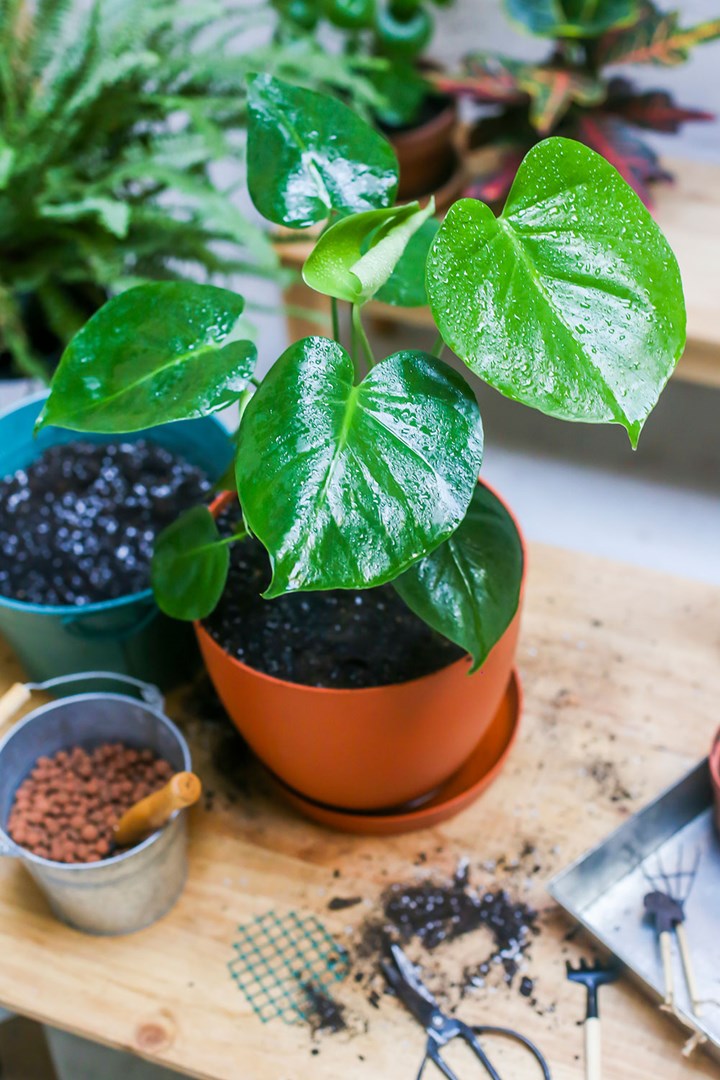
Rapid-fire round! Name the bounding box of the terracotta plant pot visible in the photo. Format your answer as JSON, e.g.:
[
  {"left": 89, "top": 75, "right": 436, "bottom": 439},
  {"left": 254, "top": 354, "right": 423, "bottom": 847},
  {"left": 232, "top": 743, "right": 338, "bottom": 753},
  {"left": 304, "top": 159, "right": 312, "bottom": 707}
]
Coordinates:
[
  {"left": 195, "top": 483, "right": 525, "bottom": 812},
  {"left": 388, "top": 95, "right": 460, "bottom": 204},
  {"left": 710, "top": 730, "right": 720, "bottom": 834}
]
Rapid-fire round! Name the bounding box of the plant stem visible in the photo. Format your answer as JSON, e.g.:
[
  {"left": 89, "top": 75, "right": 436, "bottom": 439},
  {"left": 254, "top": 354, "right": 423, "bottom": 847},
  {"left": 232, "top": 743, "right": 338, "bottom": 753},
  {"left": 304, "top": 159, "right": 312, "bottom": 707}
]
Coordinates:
[
  {"left": 331, "top": 297, "right": 340, "bottom": 344},
  {"left": 352, "top": 304, "right": 375, "bottom": 369},
  {"left": 430, "top": 331, "right": 446, "bottom": 359}
]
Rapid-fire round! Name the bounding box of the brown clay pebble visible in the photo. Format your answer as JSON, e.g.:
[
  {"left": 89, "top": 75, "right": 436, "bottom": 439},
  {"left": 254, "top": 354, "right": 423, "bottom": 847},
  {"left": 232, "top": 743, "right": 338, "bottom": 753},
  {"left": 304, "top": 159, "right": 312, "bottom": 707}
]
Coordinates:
[{"left": 7, "top": 742, "right": 174, "bottom": 865}]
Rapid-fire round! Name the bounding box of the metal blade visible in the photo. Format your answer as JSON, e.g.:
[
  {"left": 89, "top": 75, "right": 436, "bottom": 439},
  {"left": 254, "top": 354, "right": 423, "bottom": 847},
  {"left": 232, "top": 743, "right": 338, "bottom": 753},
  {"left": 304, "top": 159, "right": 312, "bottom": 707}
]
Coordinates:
[{"left": 382, "top": 944, "right": 440, "bottom": 1029}]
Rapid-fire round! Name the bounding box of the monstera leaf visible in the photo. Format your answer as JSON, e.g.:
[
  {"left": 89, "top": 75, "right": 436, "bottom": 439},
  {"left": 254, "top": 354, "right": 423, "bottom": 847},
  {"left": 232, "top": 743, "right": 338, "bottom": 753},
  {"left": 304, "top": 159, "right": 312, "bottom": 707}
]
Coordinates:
[
  {"left": 235, "top": 337, "right": 484, "bottom": 597},
  {"left": 302, "top": 200, "right": 435, "bottom": 303},
  {"left": 394, "top": 483, "right": 524, "bottom": 672},
  {"left": 575, "top": 114, "right": 671, "bottom": 205},
  {"left": 38, "top": 283, "right": 256, "bottom": 433},
  {"left": 246, "top": 73, "right": 398, "bottom": 228},
  {"left": 151, "top": 506, "right": 231, "bottom": 621},
  {"left": 505, "top": 0, "right": 639, "bottom": 38},
  {"left": 427, "top": 137, "right": 685, "bottom": 447},
  {"left": 376, "top": 217, "right": 440, "bottom": 307}
]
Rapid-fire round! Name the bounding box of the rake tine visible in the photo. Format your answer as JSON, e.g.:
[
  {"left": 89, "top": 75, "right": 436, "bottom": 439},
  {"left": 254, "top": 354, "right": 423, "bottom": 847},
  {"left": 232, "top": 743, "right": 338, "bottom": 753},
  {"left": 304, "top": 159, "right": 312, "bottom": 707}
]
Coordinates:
[
  {"left": 641, "top": 861, "right": 662, "bottom": 893},
  {"left": 655, "top": 849, "right": 675, "bottom": 901},
  {"left": 683, "top": 847, "right": 701, "bottom": 904}
]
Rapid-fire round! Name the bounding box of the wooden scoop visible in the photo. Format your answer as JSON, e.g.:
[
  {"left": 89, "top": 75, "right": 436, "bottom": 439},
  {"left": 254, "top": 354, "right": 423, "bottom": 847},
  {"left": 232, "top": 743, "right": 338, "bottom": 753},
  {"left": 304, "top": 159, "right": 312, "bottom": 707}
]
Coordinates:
[{"left": 114, "top": 771, "right": 202, "bottom": 848}]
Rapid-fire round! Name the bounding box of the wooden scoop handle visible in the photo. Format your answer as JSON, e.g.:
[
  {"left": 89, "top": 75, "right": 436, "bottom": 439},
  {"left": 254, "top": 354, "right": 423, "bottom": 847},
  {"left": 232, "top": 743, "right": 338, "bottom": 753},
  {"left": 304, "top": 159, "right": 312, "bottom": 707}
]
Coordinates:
[
  {"left": 0, "top": 682, "right": 31, "bottom": 734},
  {"left": 114, "top": 771, "right": 202, "bottom": 848}
]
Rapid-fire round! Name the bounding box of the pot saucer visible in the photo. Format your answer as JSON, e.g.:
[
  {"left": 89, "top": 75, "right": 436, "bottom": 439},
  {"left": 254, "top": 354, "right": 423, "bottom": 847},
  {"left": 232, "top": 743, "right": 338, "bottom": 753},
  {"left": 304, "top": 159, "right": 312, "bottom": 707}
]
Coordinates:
[{"left": 266, "top": 670, "right": 521, "bottom": 836}]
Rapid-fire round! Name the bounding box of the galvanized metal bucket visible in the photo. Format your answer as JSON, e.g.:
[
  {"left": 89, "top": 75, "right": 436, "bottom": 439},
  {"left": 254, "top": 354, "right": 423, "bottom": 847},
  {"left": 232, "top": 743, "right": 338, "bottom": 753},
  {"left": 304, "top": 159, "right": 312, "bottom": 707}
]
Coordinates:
[{"left": 0, "top": 673, "right": 191, "bottom": 935}]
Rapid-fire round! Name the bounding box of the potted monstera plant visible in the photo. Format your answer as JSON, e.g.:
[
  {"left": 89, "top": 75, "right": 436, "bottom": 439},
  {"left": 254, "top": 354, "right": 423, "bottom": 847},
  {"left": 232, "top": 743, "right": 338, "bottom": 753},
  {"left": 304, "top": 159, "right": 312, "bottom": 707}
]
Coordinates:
[{"left": 39, "top": 75, "right": 685, "bottom": 816}]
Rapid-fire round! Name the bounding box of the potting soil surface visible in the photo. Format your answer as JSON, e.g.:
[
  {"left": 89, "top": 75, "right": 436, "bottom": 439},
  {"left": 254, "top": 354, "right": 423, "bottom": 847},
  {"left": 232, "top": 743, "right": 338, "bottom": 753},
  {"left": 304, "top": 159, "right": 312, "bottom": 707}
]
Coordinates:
[
  {"left": 203, "top": 505, "right": 464, "bottom": 689},
  {"left": 0, "top": 440, "right": 210, "bottom": 605}
]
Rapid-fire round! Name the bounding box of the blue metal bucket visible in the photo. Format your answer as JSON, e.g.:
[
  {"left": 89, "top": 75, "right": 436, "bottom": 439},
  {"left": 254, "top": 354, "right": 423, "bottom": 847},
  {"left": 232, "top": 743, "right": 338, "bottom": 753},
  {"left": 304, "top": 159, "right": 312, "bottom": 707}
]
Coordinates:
[{"left": 0, "top": 393, "right": 233, "bottom": 689}]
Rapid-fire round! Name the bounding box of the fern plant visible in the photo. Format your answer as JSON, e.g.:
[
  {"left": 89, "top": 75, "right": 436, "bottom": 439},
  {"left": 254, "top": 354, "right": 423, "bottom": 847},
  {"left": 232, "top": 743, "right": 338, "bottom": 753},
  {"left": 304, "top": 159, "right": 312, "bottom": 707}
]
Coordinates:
[{"left": 0, "top": 0, "right": 384, "bottom": 380}]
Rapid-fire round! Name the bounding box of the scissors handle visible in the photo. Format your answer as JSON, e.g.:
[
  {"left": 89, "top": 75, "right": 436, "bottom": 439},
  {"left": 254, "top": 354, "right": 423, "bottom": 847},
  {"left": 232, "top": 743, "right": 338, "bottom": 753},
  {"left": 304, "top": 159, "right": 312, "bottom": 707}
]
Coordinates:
[
  {"left": 473, "top": 1025, "right": 552, "bottom": 1080},
  {"left": 417, "top": 1022, "right": 551, "bottom": 1080},
  {"left": 418, "top": 1023, "right": 503, "bottom": 1080}
]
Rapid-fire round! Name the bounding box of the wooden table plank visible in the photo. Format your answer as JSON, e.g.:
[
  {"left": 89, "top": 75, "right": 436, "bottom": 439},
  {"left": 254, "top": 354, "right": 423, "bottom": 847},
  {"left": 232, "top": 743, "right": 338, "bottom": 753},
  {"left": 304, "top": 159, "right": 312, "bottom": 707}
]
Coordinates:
[
  {"left": 278, "top": 157, "right": 720, "bottom": 389},
  {"left": 0, "top": 543, "right": 718, "bottom": 1079}
]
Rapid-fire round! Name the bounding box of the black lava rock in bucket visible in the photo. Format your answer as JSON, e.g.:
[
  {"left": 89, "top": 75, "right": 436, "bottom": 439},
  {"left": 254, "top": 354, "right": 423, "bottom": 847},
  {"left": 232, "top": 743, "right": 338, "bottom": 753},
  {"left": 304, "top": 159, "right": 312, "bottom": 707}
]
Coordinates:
[{"left": 0, "top": 440, "right": 210, "bottom": 606}]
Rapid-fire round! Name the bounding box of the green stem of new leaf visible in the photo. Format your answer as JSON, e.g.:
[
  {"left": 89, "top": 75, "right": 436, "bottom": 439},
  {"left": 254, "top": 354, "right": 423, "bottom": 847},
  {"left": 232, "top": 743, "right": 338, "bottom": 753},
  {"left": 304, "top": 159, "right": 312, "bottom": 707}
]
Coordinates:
[
  {"left": 430, "top": 332, "right": 446, "bottom": 359},
  {"left": 352, "top": 304, "right": 375, "bottom": 369},
  {"left": 331, "top": 297, "right": 340, "bottom": 344},
  {"left": 176, "top": 527, "right": 249, "bottom": 563}
]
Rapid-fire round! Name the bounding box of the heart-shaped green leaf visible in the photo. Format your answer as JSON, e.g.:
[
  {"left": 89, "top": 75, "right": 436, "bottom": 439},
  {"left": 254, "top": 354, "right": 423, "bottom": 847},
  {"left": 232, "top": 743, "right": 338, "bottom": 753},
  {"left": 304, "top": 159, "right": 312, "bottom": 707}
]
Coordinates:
[
  {"left": 505, "top": 0, "right": 639, "bottom": 38},
  {"left": 38, "top": 282, "right": 257, "bottom": 433},
  {"left": 246, "top": 73, "right": 398, "bottom": 228},
  {"left": 376, "top": 217, "right": 440, "bottom": 307},
  {"left": 235, "top": 337, "right": 484, "bottom": 597},
  {"left": 427, "top": 137, "right": 685, "bottom": 447},
  {"left": 151, "top": 505, "right": 230, "bottom": 621},
  {"left": 302, "top": 199, "right": 435, "bottom": 304},
  {"left": 394, "top": 483, "right": 524, "bottom": 673}
]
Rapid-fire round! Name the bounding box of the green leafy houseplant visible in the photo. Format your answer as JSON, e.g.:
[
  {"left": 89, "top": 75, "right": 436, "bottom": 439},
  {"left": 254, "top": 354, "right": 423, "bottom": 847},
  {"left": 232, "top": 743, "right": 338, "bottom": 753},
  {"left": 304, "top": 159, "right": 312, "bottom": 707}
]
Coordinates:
[
  {"left": 434, "top": 0, "right": 720, "bottom": 206},
  {"left": 0, "top": 0, "right": 303, "bottom": 380},
  {"left": 270, "top": 0, "right": 455, "bottom": 128},
  {"left": 39, "top": 74, "right": 686, "bottom": 675}
]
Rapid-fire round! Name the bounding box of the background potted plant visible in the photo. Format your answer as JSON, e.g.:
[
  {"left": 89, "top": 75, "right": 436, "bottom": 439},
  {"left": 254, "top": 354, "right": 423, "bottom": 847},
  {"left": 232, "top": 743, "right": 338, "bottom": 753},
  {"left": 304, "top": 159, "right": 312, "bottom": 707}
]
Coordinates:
[
  {"left": 270, "top": 0, "right": 463, "bottom": 204},
  {"left": 434, "top": 0, "right": 720, "bottom": 207},
  {"left": 0, "top": 0, "right": 286, "bottom": 395},
  {"left": 38, "top": 75, "right": 686, "bottom": 815}
]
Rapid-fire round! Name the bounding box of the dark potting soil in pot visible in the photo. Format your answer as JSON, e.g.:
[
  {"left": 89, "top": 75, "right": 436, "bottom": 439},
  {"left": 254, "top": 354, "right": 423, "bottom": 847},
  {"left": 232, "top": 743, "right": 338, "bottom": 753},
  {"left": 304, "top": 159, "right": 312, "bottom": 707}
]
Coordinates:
[
  {"left": 202, "top": 506, "right": 464, "bottom": 690},
  {"left": 0, "top": 440, "right": 210, "bottom": 606}
]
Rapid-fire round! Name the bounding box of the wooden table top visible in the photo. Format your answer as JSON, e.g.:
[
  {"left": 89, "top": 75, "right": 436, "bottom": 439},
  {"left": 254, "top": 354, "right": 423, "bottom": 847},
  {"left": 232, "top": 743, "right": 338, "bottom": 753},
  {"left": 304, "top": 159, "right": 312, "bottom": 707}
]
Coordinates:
[{"left": 0, "top": 543, "right": 718, "bottom": 1079}]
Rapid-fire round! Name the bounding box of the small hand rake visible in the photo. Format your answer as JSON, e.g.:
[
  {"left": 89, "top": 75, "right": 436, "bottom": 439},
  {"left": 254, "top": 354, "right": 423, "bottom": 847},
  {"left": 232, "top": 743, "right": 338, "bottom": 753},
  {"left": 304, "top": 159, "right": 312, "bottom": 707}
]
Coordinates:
[
  {"left": 566, "top": 958, "right": 619, "bottom": 1080},
  {"left": 642, "top": 845, "right": 701, "bottom": 1018}
]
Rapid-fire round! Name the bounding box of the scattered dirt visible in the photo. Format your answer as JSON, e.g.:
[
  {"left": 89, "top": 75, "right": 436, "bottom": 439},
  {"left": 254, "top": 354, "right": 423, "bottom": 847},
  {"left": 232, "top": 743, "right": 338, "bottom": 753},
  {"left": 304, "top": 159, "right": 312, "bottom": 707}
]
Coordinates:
[
  {"left": 301, "top": 983, "right": 347, "bottom": 1035},
  {"left": 587, "top": 759, "right": 633, "bottom": 802},
  {"left": 353, "top": 860, "right": 541, "bottom": 1012},
  {"left": 6, "top": 743, "right": 173, "bottom": 862},
  {"left": 328, "top": 897, "right": 362, "bottom": 911}
]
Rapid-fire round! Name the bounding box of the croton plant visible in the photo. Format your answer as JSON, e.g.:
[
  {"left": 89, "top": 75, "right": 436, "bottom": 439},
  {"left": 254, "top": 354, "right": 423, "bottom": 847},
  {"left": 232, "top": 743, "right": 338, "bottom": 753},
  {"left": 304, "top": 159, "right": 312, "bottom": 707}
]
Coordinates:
[
  {"left": 38, "top": 75, "right": 685, "bottom": 673},
  {"left": 435, "top": 0, "right": 720, "bottom": 207}
]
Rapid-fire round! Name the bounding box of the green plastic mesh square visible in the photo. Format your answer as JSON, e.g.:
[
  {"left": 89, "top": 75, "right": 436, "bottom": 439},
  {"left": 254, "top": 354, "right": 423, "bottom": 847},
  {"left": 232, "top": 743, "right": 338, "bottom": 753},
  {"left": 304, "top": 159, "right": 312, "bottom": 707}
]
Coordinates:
[{"left": 228, "top": 910, "right": 350, "bottom": 1024}]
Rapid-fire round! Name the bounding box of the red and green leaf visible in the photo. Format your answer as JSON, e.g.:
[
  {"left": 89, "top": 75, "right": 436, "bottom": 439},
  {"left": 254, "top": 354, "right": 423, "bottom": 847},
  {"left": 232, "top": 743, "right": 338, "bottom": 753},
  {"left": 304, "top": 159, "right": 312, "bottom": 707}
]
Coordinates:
[
  {"left": 574, "top": 113, "right": 671, "bottom": 206},
  {"left": 464, "top": 147, "right": 528, "bottom": 207},
  {"left": 432, "top": 54, "right": 527, "bottom": 105},
  {"left": 608, "top": 88, "right": 713, "bottom": 132},
  {"left": 598, "top": 4, "right": 720, "bottom": 66},
  {"left": 518, "top": 65, "right": 605, "bottom": 132}
]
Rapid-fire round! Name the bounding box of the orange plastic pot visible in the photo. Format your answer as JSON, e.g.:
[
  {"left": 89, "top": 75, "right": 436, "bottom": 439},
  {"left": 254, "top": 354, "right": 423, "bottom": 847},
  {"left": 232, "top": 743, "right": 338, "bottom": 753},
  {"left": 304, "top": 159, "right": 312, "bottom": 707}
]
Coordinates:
[
  {"left": 711, "top": 730, "right": 720, "bottom": 834},
  {"left": 195, "top": 483, "right": 525, "bottom": 811}
]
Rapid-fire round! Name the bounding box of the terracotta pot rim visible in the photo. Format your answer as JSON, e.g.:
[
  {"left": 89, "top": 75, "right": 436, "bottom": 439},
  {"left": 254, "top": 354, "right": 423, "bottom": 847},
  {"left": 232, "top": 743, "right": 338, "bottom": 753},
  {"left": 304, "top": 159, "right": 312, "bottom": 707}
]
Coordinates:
[{"left": 196, "top": 478, "right": 526, "bottom": 698}]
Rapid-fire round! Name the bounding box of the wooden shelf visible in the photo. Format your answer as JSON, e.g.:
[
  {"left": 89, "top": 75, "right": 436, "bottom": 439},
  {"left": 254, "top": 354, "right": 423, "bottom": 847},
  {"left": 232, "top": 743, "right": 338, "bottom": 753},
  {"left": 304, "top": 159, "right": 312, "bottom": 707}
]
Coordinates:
[
  {"left": 0, "top": 544, "right": 718, "bottom": 1078},
  {"left": 278, "top": 157, "right": 720, "bottom": 389}
]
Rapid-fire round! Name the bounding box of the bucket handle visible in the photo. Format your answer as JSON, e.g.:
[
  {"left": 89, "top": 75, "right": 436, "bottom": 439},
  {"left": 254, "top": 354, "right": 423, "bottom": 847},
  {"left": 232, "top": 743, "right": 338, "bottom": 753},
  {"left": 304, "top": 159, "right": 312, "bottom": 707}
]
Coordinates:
[
  {"left": 0, "top": 671, "right": 164, "bottom": 737},
  {"left": 60, "top": 601, "right": 158, "bottom": 642},
  {"left": 0, "top": 833, "right": 19, "bottom": 859}
]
